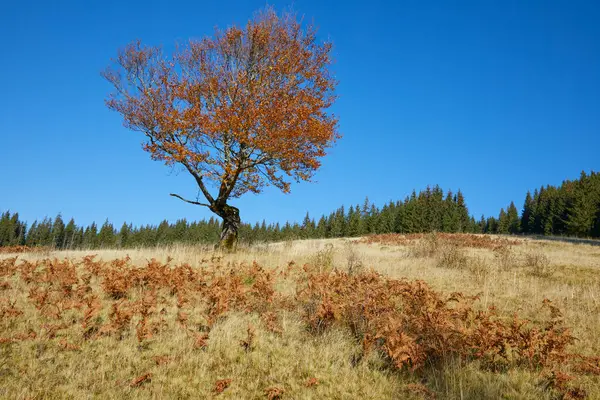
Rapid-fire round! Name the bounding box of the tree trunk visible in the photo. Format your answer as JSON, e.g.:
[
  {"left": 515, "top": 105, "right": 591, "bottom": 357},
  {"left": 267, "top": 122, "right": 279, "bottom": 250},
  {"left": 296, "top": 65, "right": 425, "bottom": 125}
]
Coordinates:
[{"left": 216, "top": 204, "right": 240, "bottom": 252}]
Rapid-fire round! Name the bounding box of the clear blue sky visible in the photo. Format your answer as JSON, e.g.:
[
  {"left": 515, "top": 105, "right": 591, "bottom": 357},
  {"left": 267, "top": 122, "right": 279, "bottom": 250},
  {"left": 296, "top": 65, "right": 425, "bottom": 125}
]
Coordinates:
[{"left": 1, "top": 0, "right": 599, "bottom": 228}]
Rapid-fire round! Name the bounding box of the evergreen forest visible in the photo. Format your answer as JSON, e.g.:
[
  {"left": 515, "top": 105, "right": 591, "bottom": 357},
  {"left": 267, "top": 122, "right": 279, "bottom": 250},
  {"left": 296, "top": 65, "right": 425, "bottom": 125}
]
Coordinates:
[{"left": 2, "top": 171, "right": 599, "bottom": 249}]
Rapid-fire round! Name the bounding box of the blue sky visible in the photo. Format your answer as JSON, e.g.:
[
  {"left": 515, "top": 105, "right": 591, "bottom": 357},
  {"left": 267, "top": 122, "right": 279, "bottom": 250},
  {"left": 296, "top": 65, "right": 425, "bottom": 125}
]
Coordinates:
[{"left": 1, "top": 0, "right": 599, "bottom": 227}]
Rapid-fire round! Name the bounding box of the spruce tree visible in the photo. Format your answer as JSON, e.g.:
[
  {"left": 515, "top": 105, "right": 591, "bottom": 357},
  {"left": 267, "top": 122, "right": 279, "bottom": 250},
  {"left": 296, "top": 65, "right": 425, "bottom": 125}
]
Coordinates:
[
  {"left": 456, "top": 190, "right": 470, "bottom": 233},
  {"left": 347, "top": 206, "right": 362, "bottom": 237},
  {"left": 83, "top": 223, "right": 98, "bottom": 249},
  {"left": 520, "top": 191, "right": 533, "bottom": 234},
  {"left": 98, "top": 219, "right": 116, "bottom": 248},
  {"left": 478, "top": 215, "right": 486, "bottom": 233},
  {"left": 497, "top": 209, "right": 508, "bottom": 234},
  {"left": 301, "top": 212, "right": 315, "bottom": 239},
  {"left": 506, "top": 202, "right": 520, "bottom": 234},
  {"left": 63, "top": 218, "right": 77, "bottom": 249},
  {"left": 118, "top": 222, "right": 131, "bottom": 247},
  {"left": 51, "top": 214, "right": 66, "bottom": 249}
]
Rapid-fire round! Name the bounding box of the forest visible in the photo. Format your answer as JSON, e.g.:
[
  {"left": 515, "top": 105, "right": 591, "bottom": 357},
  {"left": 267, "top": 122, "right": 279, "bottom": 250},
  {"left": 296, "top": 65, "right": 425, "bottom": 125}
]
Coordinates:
[{"left": 1, "top": 171, "right": 599, "bottom": 249}]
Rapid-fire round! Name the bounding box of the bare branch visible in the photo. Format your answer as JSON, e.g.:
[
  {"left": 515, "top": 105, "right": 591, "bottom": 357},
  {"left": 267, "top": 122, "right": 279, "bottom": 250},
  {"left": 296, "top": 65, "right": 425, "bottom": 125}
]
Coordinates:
[{"left": 169, "top": 193, "right": 211, "bottom": 207}]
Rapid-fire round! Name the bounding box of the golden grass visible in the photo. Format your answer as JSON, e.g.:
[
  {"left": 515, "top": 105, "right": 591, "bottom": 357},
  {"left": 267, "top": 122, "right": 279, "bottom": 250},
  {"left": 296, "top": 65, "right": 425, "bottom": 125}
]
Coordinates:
[{"left": 1, "top": 234, "right": 599, "bottom": 399}]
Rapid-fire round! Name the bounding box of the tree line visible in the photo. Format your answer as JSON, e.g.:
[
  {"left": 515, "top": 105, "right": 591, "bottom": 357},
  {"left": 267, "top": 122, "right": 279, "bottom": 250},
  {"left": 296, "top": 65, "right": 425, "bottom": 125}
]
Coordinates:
[
  {"left": 0, "top": 185, "right": 476, "bottom": 249},
  {"left": 1, "top": 171, "right": 599, "bottom": 249},
  {"left": 519, "top": 171, "right": 600, "bottom": 237},
  {"left": 474, "top": 170, "right": 600, "bottom": 237}
]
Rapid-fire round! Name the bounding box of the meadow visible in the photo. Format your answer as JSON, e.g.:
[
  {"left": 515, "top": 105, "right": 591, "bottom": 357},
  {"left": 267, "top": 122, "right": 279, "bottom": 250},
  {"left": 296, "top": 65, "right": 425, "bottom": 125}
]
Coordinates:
[{"left": 1, "top": 233, "right": 599, "bottom": 399}]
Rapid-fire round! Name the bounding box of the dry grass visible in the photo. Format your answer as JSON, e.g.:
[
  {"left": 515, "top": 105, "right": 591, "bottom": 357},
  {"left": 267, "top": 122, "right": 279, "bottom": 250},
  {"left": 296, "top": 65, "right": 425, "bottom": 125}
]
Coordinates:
[{"left": 1, "top": 233, "right": 599, "bottom": 399}]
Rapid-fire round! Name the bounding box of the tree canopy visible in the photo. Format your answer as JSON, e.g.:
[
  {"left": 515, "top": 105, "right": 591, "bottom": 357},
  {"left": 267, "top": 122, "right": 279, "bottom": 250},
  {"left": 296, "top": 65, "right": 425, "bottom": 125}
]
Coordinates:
[{"left": 103, "top": 8, "right": 339, "bottom": 250}]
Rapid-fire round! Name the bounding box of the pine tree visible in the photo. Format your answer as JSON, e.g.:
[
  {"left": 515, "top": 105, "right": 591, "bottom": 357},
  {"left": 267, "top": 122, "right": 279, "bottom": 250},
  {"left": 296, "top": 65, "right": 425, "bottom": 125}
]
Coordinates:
[
  {"left": 521, "top": 191, "right": 533, "bottom": 234},
  {"left": 377, "top": 203, "right": 395, "bottom": 234},
  {"left": 486, "top": 216, "right": 498, "bottom": 233},
  {"left": 52, "top": 214, "right": 66, "bottom": 249},
  {"left": 37, "top": 217, "right": 54, "bottom": 247},
  {"left": 456, "top": 190, "right": 470, "bottom": 233},
  {"left": 478, "top": 215, "right": 486, "bottom": 233},
  {"left": 441, "top": 192, "right": 459, "bottom": 232},
  {"left": 330, "top": 206, "right": 346, "bottom": 237},
  {"left": 401, "top": 194, "right": 417, "bottom": 233},
  {"left": 316, "top": 216, "right": 327, "bottom": 238},
  {"left": 301, "top": 212, "right": 315, "bottom": 239},
  {"left": 26, "top": 221, "right": 38, "bottom": 246},
  {"left": 156, "top": 220, "right": 171, "bottom": 245},
  {"left": 63, "top": 218, "right": 77, "bottom": 249},
  {"left": 118, "top": 222, "right": 131, "bottom": 247},
  {"left": 83, "top": 223, "right": 98, "bottom": 249},
  {"left": 506, "top": 202, "right": 520, "bottom": 234},
  {"left": 98, "top": 219, "right": 116, "bottom": 248},
  {"left": 497, "top": 209, "right": 508, "bottom": 234},
  {"left": 73, "top": 227, "right": 84, "bottom": 248},
  {"left": 347, "top": 206, "right": 362, "bottom": 237}
]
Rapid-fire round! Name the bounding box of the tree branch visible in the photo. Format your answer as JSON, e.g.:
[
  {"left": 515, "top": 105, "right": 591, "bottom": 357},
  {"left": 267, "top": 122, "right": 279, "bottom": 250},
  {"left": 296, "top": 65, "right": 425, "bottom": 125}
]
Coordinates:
[
  {"left": 180, "top": 161, "right": 216, "bottom": 204},
  {"left": 170, "top": 193, "right": 211, "bottom": 207}
]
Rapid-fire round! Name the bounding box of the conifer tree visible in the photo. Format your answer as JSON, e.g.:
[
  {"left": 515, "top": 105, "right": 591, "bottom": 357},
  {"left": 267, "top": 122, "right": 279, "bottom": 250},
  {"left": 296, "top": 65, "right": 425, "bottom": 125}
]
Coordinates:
[
  {"left": 478, "top": 215, "right": 486, "bottom": 233},
  {"left": 347, "top": 206, "right": 362, "bottom": 237},
  {"left": 506, "top": 202, "right": 520, "bottom": 234},
  {"left": 301, "top": 212, "right": 315, "bottom": 239},
  {"left": 456, "top": 190, "right": 470, "bottom": 232},
  {"left": 497, "top": 209, "right": 508, "bottom": 234},
  {"left": 37, "top": 217, "right": 54, "bottom": 247},
  {"left": 51, "top": 214, "right": 66, "bottom": 249},
  {"left": 118, "top": 223, "right": 131, "bottom": 247},
  {"left": 521, "top": 191, "right": 533, "bottom": 234},
  {"left": 0, "top": 212, "right": 12, "bottom": 246},
  {"left": 83, "top": 223, "right": 98, "bottom": 249},
  {"left": 316, "top": 216, "right": 328, "bottom": 238},
  {"left": 98, "top": 219, "right": 117, "bottom": 248},
  {"left": 64, "top": 218, "right": 77, "bottom": 249}
]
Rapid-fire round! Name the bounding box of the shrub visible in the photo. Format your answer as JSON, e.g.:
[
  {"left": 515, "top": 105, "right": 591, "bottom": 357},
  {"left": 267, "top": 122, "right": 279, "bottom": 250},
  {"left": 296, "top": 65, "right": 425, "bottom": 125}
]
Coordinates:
[
  {"left": 409, "top": 232, "right": 440, "bottom": 258},
  {"left": 308, "top": 243, "right": 335, "bottom": 273},
  {"left": 343, "top": 241, "right": 364, "bottom": 275},
  {"left": 523, "top": 251, "right": 552, "bottom": 278},
  {"left": 435, "top": 245, "right": 468, "bottom": 270},
  {"left": 493, "top": 244, "right": 518, "bottom": 270},
  {"left": 466, "top": 256, "right": 491, "bottom": 283}
]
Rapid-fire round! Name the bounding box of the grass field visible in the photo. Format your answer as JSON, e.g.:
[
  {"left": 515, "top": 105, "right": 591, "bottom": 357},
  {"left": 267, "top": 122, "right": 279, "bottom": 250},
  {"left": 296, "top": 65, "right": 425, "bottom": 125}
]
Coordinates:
[{"left": 1, "top": 234, "right": 599, "bottom": 399}]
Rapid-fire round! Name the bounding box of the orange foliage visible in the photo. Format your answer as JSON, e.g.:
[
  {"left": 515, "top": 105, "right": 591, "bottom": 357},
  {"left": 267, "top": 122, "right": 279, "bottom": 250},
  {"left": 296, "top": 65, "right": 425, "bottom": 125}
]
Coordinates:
[
  {"left": 0, "top": 246, "right": 48, "bottom": 254},
  {"left": 305, "top": 377, "right": 319, "bottom": 387},
  {"left": 297, "top": 270, "right": 580, "bottom": 373},
  {"left": 102, "top": 7, "right": 339, "bottom": 234},
  {"left": 130, "top": 372, "right": 152, "bottom": 388},
  {"left": 362, "top": 233, "right": 521, "bottom": 249},
  {"left": 265, "top": 386, "right": 284, "bottom": 400},
  {"left": 152, "top": 355, "right": 173, "bottom": 366},
  {"left": 213, "top": 378, "right": 232, "bottom": 394},
  {"left": 0, "top": 254, "right": 597, "bottom": 398},
  {"left": 240, "top": 323, "right": 256, "bottom": 351}
]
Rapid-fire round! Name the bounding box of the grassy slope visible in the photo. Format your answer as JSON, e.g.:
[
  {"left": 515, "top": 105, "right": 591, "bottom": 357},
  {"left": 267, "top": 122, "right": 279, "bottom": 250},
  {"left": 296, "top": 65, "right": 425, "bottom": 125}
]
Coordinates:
[{"left": 1, "top": 235, "right": 599, "bottom": 399}]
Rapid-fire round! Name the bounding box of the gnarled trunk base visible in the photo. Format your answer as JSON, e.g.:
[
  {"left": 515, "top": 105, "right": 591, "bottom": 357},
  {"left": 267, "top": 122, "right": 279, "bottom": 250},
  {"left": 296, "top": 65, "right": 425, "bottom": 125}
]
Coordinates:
[{"left": 216, "top": 204, "right": 240, "bottom": 252}]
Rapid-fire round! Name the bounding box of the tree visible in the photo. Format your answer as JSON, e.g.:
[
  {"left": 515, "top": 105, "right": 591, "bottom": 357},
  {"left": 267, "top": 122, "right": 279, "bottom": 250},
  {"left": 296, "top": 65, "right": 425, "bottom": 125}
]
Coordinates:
[
  {"left": 521, "top": 191, "right": 533, "bottom": 234},
  {"left": 118, "top": 222, "right": 131, "bottom": 247},
  {"left": 497, "top": 208, "right": 508, "bottom": 234},
  {"left": 506, "top": 201, "right": 520, "bottom": 234},
  {"left": 455, "top": 190, "right": 470, "bottom": 232},
  {"left": 478, "top": 215, "right": 486, "bottom": 233},
  {"left": 64, "top": 218, "right": 78, "bottom": 249},
  {"left": 52, "top": 213, "right": 65, "bottom": 249},
  {"left": 83, "top": 223, "right": 98, "bottom": 249},
  {"left": 0, "top": 212, "right": 14, "bottom": 246},
  {"left": 103, "top": 8, "right": 339, "bottom": 250},
  {"left": 301, "top": 212, "right": 315, "bottom": 239},
  {"left": 98, "top": 219, "right": 116, "bottom": 248}
]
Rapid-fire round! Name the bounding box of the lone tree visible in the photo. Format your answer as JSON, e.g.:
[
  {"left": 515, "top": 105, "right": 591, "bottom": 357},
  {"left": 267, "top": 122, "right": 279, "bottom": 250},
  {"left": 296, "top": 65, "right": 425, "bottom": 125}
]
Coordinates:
[{"left": 103, "top": 8, "right": 339, "bottom": 250}]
